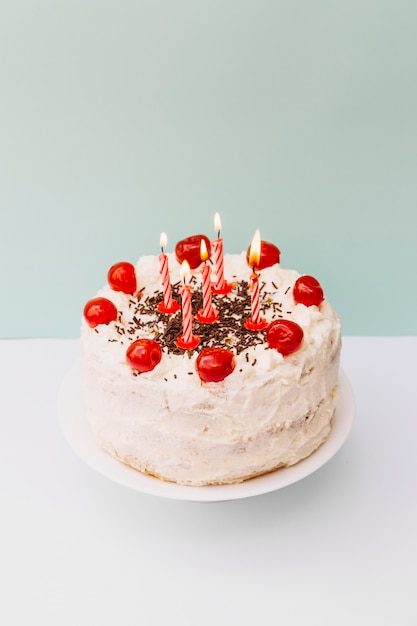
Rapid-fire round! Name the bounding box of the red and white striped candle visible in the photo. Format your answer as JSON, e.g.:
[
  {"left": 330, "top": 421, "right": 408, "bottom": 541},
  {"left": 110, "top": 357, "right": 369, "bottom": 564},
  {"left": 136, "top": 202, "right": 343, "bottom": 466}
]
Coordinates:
[
  {"left": 159, "top": 233, "right": 174, "bottom": 310},
  {"left": 180, "top": 282, "right": 193, "bottom": 343},
  {"left": 176, "top": 260, "right": 200, "bottom": 349},
  {"left": 249, "top": 270, "right": 261, "bottom": 324},
  {"left": 201, "top": 239, "right": 216, "bottom": 315},
  {"left": 196, "top": 239, "right": 219, "bottom": 323},
  {"left": 157, "top": 233, "right": 180, "bottom": 314},
  {"left": 201, "top": 262, "right": 212, "bottom": 318},
  {"left": 213, "top": 212, "right": 225, "bottom": 290},
  {"left": 244, "top": 229, "right": 267, "bottom": 331},
  {"left": 212, "top": 213, "right": 232, "bottom": 295}
]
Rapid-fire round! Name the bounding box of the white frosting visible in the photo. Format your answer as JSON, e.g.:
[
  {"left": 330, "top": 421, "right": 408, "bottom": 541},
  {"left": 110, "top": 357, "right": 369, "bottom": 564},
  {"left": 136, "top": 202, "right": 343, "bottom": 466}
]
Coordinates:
[{"left": 81, "top": 253, "right": 341, "bottom": 486}]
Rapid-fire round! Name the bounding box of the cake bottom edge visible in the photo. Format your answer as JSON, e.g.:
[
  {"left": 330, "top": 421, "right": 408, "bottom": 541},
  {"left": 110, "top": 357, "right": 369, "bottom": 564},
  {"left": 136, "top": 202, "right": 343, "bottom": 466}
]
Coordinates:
[{"left": 95, "top": 397, "right": 337, "bottom": 487}]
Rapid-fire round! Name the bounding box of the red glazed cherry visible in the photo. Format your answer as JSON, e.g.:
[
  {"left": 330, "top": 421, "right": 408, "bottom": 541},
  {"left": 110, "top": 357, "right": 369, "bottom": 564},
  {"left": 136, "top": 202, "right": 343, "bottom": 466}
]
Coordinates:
[
  {"left": 108, "top": 262, "right": 137, "bottom": 294},
  {"left": 196, "top": 348, "right": 235, "bottom": 383},
  {"left": 175, "top": 234, "right": 212, "bottom": 270},
  {"left": 266, "top": 320, "right": 304, "bottom": 356},
  {"left": 126, "top": 339, "right": 162, "bottom": 373},
  {"left": 293, "top": 275, "right": 324, "bottom": 307},
  {"left": 83, "top": 297, "right": 118, "bottom": 328},
  {"left": 246, "top": 240, "right": 280, "bottom": 270}
]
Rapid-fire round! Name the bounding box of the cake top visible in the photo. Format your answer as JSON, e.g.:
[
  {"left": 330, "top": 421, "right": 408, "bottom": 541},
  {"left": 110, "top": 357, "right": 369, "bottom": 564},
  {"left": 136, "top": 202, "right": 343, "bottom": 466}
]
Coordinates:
[{"left": 82, "top": 231, "right": 339, "bottom": 384}]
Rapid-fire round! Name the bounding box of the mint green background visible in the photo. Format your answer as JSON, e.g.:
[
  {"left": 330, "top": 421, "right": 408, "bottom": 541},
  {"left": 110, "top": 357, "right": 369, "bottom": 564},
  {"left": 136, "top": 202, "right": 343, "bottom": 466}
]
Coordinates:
[{"left": 1, "top": 0, "right": 416, "bottom": 338}]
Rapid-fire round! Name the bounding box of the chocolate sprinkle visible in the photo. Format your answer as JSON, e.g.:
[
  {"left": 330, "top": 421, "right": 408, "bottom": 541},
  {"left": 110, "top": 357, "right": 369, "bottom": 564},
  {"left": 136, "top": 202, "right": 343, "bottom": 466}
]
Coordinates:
[{"left": 112, "top": 278, "right": 296, "bottom": 356}]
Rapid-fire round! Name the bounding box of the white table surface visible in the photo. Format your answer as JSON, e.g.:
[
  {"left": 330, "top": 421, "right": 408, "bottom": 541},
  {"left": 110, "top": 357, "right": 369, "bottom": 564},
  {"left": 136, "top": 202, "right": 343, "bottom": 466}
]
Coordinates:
[{"left": 0, "top": 337, "right": 416, "bottom": 626}]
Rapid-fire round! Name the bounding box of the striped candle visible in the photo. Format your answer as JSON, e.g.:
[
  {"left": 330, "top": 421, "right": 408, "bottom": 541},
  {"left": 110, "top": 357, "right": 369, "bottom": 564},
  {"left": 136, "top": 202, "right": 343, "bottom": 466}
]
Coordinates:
[
  {"left": 196, "top": 239, "right": 219, "bottom": 323},
  {"left": 250, "top": 271, "right": 261, "bottom": 324},
  {"left": 157, "top": 233, "right": 180, "bottom": 314},
  {"left": 180, "top": 283, "right": 193, "bottom": 343},
  {"left": 212, "top": 213, "right": 232, "bottom": 295},
  {"left": 201, "top": 263, "right": 213, "bottom": 318},
  {"left": 244, "top": 229, "right": 267, "bottom": 331},
  {"left": 213, "top": 238, "right": 224, "bottom": 291},
  {"left": 159, "top": 251, "right": 174, "bottom": 310},
  {"left": 176, "top": 260, "right": 200, "bottom": 349}
]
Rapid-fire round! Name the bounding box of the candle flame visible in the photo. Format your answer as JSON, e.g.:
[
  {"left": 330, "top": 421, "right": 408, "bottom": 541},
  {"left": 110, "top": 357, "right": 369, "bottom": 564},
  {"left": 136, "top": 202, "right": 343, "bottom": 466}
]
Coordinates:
[
  {"left": 214, "top": 212, "right": 222, "bottom": 234},
  {"left": 249, "top": 229, "right": 261, "bottom": 267},
  {"left": 180, "top": 259, "right": 191, "bottom": 284},
  {"left": 160, "top": 232, "right": 167, "bottom": 249},
  {"left": 200, "top": 238, "right": 209, "bottom": 262}
]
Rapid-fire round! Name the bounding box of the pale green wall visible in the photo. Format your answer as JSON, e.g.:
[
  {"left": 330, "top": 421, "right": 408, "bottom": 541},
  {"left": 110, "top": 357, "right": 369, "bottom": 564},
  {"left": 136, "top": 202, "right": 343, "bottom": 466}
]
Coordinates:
[{"left": 1, "top": 0, "right": 416, "bottom": 338}]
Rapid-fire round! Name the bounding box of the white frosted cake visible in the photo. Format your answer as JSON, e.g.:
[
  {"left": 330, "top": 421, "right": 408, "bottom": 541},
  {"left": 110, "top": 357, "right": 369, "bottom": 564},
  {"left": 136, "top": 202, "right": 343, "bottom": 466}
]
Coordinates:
[{"left": 81, "top": 236, "right": 341, "bottom": 486}]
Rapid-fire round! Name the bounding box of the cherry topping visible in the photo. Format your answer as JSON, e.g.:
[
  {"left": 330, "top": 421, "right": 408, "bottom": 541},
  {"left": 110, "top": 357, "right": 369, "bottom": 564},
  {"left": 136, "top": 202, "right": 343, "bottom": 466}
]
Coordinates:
[
  {"left": 293, "top": 275, "right": 324, "bottom": 307},
  {"left": 196, "top": 348, "right": 235, "bottom": 383},
  {"left": 83, "top": 297, "right": 118, "bottom": 328},
  {"left": 266, "top": 320, "right": 304, "bottom": 356},
  {"left": 108, "top": 262, "right": 137, "bottom": 294},
  {"left": 175, "top": 235, "right": 212, "bottom": 270},
  {"left": 126, "top": 339, "right": 162, "bottom": 373},
  {"left": 246, "top": 240, "right": 280, "bottom": 270}
]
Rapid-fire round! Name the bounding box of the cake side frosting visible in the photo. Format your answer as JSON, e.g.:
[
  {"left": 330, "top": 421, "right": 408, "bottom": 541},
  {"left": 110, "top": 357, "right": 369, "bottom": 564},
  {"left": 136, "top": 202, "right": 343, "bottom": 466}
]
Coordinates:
[{"left": 81, "top": 252, "right": 341, "bottom": 486}]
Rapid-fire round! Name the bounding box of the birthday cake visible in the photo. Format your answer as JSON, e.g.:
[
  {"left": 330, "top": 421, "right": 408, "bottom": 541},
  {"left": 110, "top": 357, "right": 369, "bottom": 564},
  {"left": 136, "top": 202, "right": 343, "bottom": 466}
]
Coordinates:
[{"left": 80, "top": 230, "right": 341, "bottom": 486}]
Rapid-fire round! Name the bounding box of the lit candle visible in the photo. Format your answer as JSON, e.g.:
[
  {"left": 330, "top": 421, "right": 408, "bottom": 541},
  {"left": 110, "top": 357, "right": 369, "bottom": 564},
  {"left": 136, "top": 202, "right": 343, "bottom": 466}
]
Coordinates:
[
  {"left": 212, "top": 212, "right": 233, "bottom": 295},
  {"left": 196, "top": 239, "right": 219, "bottom": 323},
  {"left": 175, "top": 260, "right": 200, "bottom": 350},
  {"left": 244, "top": 229, "right": 268, "bottom": 331},
  {"left": 158, "top": 233, "right": 180, "bottom": 314}
]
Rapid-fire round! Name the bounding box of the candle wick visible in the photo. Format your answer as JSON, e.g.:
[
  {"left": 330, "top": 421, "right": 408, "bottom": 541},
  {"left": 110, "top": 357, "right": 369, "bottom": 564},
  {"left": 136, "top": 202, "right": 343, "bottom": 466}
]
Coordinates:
[{"left": 217, "top": 230, "right": 220, "bottom": 239}]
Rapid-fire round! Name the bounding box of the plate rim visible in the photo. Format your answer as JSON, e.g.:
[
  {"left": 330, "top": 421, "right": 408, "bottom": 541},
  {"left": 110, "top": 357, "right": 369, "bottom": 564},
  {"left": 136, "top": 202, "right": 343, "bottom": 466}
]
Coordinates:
[{"left": 58, "top": 362, "right": 355, "bottom": 502}]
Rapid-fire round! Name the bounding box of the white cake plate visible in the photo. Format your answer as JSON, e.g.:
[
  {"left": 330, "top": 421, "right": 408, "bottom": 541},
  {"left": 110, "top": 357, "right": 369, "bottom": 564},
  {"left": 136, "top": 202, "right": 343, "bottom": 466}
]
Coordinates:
[{"left": 58, "top": 362, "right": 355, "bottom": 502}]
